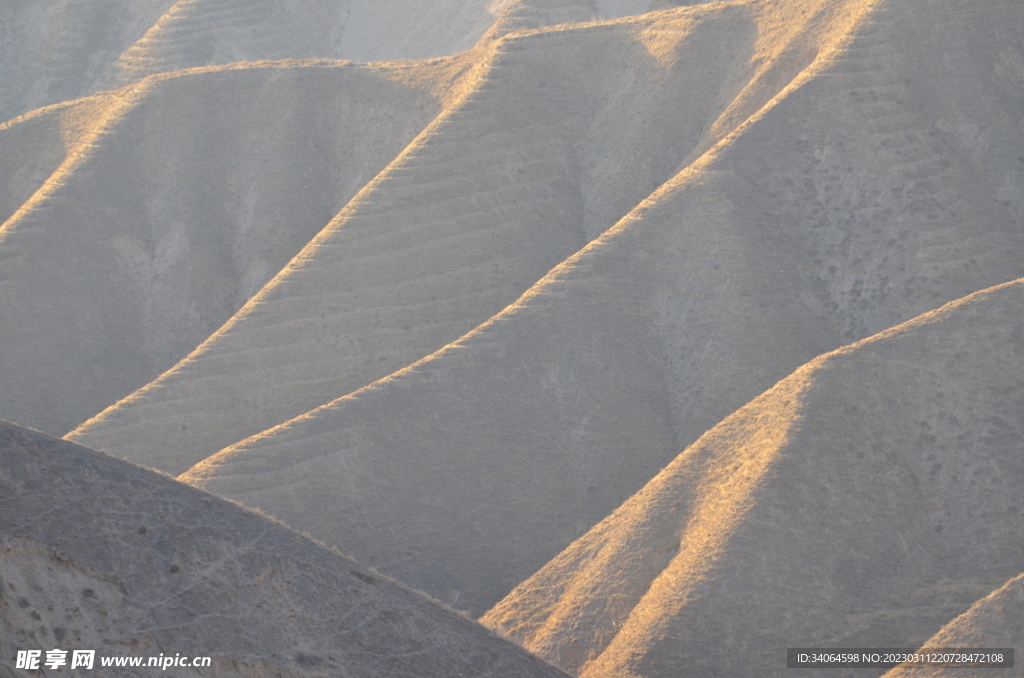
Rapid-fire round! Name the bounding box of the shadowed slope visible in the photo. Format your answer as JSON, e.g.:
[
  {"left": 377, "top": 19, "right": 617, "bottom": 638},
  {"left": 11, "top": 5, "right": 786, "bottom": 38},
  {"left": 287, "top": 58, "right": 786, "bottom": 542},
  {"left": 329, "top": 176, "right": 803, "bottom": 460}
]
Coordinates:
[
  {"left": 882, "top": 574, "right": 1024, "bottom": 678},
  {"left": 0, "top": 420, "right": 570, "bottom": 678},
  {"left": 70, "top": 5, "right": 781, "bottom": 476},
  {"left": 482, "top": 279, "right": 1024, "bottom": 678},
  {"left": 0, "top": 60, "right": 449, "bottom": 434},
  {"left": 177, "top": 0, "right": 1024, "bottom": 618}
]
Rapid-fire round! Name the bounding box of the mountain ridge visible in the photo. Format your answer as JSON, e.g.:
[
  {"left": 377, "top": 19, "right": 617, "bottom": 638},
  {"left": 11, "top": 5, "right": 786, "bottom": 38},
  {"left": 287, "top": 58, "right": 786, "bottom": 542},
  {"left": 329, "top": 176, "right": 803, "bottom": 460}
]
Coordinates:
[{"left": 482, "top": 277, "right": 1024, "bottom": 677}]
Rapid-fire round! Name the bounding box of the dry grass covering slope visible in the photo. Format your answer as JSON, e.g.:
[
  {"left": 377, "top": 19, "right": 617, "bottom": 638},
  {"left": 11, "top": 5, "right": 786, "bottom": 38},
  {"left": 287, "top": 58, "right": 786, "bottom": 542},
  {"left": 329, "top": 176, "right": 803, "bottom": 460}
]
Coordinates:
[
  {"left": 482, "top": 279, "right": 1024, "bottom": 678},
  {"left": 171, "top": 0, "right": 1024, "bottom": 618},
  {"left": 882, "top": 574, "right": 1024, "bottom": 678},
  {"left": 0, "top": 420, "right": 571, "bottom": 678},
  {"left": 0, "top": 60, "right": 450, "bottom": 435}
]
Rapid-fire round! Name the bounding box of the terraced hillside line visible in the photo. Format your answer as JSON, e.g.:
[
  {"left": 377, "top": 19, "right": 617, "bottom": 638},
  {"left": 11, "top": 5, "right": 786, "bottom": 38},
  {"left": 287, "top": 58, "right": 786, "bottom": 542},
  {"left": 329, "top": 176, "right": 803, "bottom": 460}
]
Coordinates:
[
  {"left": 483, "top": 279, "right": 1024, "bottom": 678},
  {"left": 70, "top": 9, "right": 781, "bottom": 476},
  {"left": 0, "top": 62, "right": 445, "bottom": 434},
  {"left": 0, "top": 420, "right": 572, "bottom": 678},
  {"left": 882, "top": 574, "right": 1024, "bottom": 678}
]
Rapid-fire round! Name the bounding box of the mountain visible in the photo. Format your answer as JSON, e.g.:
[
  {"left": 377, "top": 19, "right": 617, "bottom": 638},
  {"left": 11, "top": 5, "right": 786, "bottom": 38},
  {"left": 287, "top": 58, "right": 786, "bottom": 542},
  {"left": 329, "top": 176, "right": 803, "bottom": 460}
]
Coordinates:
[
  {"left": 0, "top": 419, "right": 570, "bottom": 678},
  {"left": 77, "top": 0, "right": 854, "bottom": 613},
  {"left": 69, "top": 0, "right": 1024, "bottom": 616},
  {"left": 481, "top": 279, "right": 1024, "bottom": 678}
]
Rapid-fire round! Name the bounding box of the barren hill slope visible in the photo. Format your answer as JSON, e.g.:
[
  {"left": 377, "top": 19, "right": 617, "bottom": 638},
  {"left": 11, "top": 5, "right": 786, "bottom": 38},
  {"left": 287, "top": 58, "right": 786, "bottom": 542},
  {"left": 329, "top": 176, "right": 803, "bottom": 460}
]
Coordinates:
[
  {"left": 70, "top": 2, "right": 799, "bottom": 476},
  {"left": 162, "top": 0, "right": 1024, "bottom": 617},
  {"left": 0, "top": 59, "right": 453, "bottom": 435},
  {"left": 482, "top": 278, "right": 1024, "bottom": 678},
  {"left": 0, "top": 419, "right": 570, "bottom": 678},
  {"left": 882, "top": 574, "right": 1024, "bottom": 678}
]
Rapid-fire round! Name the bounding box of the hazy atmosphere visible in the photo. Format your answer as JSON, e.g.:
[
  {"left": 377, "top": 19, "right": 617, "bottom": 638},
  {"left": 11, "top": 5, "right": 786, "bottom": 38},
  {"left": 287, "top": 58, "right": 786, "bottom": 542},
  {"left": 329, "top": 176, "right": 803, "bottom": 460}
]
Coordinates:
[{"left": 1, "top": 0, "right": 1022, "bottom": 676}]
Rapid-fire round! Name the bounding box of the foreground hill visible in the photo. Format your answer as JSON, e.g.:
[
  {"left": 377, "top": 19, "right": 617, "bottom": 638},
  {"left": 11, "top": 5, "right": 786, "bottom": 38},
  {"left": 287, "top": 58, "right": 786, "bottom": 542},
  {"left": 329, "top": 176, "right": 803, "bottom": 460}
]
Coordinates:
[
  {"left": 481, "top": 279, "right": 1024, "bottom": 678},
  {"left": 0, "top": 420, "right": 570, "bottom": 678}
]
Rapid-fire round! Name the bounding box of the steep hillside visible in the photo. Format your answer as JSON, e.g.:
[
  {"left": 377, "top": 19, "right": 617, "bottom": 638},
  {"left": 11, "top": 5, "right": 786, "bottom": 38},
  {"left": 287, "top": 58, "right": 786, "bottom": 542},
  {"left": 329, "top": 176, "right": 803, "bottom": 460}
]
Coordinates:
[
  {"left": 0, "top": 420, "right": 570, "bottom": 678},
  {"left": 482, "top": 279, "right": 1024, "bottom": 678},
  {"left": 0, "top": 59, "right": 453, "bottom": 434},
  {"left": 70, "top": 2, "right": 791, "bottom": 476}
]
